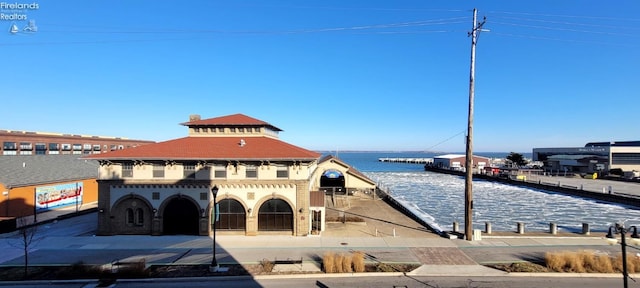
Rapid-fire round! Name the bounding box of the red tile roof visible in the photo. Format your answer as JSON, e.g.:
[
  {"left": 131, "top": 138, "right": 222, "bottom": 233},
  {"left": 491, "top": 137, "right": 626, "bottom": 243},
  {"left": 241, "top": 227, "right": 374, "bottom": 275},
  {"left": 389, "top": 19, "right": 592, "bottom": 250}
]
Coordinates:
[
  {"left": 85, "top": 136, "right": 320, "bottom": 161},
  {"left": 181, "top": 113, "right": 282, "bottom": 131}
]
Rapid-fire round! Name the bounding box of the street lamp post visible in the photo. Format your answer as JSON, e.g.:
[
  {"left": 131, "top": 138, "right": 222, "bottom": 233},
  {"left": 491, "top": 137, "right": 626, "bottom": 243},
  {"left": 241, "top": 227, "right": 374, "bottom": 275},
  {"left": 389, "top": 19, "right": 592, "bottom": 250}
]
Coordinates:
[
  {"left": 209, "top": 185, "right": 219, "bottom": 272},
  {"left": 606, "top": 223, "right": 640, "bottom": 288}
]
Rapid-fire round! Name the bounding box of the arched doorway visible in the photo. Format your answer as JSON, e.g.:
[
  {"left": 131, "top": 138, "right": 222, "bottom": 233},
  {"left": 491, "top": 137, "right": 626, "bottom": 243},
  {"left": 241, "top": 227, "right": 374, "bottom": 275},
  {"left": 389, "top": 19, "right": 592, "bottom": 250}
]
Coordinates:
[
  {"left": 163, "top": 197, "right": 199, "bottom": 235},
  {"left": 217, "top": 199, "right": 246, "bottom": 231},
  {"left": 258, "top": 199, "right": 293, "bottom": 231},
  {"left": 320, "top": 169, "right": 345, "bottom": 193}
]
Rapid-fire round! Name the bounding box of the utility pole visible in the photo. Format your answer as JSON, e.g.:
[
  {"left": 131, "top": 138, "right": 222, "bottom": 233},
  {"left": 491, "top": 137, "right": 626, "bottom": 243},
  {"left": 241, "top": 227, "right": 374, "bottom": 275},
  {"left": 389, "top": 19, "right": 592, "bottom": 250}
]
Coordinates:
[{"left": 465, "top": 8, "right": 486, "bottom": 241}]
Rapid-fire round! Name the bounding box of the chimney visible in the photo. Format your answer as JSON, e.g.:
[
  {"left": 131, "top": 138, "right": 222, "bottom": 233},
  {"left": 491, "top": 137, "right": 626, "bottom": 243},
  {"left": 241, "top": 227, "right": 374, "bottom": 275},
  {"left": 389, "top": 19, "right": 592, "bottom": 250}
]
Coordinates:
[{"left": 189, "top": 114, "right": 201, "bottom": 122}]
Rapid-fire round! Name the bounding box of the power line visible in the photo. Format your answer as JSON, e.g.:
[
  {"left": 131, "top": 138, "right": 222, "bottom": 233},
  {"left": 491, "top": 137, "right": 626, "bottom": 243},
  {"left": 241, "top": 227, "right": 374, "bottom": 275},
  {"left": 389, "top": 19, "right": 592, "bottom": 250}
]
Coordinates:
[
  {"left": 40, "top": 17, "right": 469, "bottom": 35},
  {"left": 490, "top": 21, "right": 640, "bottom": 38},
  {"left": 490, "top": 32, "right": 640, "bottom": 47},
  {"left": 492, "top": 15, "right": 640, "bottom": 32},
  {"left": 487, "top": 10, "right": 640, "bottom": 22},
  {"left": 424, "top": 130, "right": 466, "bottom": 152}
]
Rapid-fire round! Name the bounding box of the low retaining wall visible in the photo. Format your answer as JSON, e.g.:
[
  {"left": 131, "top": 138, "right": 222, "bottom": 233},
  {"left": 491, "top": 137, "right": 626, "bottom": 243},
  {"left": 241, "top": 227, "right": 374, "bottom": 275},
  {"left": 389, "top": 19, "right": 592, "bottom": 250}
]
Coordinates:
[{"left": 375, "top": 188, "right": 444, "bottom": 235}]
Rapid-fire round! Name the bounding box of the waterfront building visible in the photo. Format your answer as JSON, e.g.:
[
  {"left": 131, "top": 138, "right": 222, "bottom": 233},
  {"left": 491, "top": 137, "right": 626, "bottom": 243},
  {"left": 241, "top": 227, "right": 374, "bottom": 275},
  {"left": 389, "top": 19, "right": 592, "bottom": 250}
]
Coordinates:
[
  {"left": 532, "top": 141, "right": 640, "bottom": 175},
  {"left": 0, "top": 130, "right": 154, "bottom": 156},
  {"left": 85, "top": 113, "right": 374, "bottom": 237},
  {"left": 431, "top": 154, "right": 490, "bottom": 172},
  {"left": 0, "top": 155, "right": 99, "bottom": 231}
]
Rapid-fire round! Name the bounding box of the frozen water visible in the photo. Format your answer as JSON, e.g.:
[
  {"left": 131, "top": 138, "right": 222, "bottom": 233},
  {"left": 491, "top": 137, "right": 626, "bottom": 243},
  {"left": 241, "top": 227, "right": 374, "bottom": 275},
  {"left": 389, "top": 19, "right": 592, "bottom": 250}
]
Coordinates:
[{"left": 366, "top": 171, "right": 640, "bottom": 233}]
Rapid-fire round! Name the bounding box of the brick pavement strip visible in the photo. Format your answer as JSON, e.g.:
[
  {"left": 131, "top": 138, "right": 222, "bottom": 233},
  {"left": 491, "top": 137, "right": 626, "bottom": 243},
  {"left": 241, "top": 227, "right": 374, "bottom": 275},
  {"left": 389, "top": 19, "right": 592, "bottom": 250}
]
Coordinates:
[{"left": 410, "top": 247, "right": 477, "bottom": 265}]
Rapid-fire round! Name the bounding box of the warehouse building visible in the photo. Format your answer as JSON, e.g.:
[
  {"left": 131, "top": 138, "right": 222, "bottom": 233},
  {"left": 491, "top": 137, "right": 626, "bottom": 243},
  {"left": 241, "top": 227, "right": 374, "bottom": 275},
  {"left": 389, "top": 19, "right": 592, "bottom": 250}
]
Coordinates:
[
  {"left": 0, "top": 155, "right": 99, "bottom": 231},
  {"left": 532, "top": 141, "right": 640, "bottom": 175}
]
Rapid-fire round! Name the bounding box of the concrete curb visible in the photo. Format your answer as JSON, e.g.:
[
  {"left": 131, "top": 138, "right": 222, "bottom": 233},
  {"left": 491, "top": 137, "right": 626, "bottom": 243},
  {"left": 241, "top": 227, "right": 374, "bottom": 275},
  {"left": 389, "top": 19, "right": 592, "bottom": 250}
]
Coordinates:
[{"left": 508, "top": 272, "right": 635, "bottom": 278}]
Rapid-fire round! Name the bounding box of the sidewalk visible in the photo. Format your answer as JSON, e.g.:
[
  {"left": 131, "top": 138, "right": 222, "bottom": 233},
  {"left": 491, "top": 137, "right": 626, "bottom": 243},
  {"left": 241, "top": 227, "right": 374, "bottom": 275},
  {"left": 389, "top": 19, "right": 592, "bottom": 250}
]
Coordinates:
[{"left": 0, "top": 195, "right": 621, "bottom": 276}]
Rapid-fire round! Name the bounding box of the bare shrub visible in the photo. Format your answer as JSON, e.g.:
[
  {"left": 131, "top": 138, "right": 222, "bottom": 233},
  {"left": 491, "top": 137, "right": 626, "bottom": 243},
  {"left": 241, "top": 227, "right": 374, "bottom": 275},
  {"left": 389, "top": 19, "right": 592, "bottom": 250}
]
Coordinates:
[
  {"left": 334, "top": 253, "right": 344, "bottom": 273},
  {"left": 10, "top": 217, "right": 41, "bottom": 279},
  {"left": 342, "top": 253, "right": 353, "bottom": 273},
  {"left": 259, "top": 259, "right": 274, "bottom": 273},
  {"left": 323, "top": 252, "right": 335, "bottom": 273},
  {"left": 352, "top": 251, "right": 365, "bottom": 272}
]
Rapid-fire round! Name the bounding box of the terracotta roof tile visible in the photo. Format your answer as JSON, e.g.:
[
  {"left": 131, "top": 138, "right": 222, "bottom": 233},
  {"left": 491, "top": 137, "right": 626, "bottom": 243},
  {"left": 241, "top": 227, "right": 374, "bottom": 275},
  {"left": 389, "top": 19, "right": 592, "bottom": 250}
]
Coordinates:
[
  {"left": 84, "top": 136, "right": 320, "bottom": 161},
  {"left": 181, "top": 113, "right": 282, "bottom": 131}
]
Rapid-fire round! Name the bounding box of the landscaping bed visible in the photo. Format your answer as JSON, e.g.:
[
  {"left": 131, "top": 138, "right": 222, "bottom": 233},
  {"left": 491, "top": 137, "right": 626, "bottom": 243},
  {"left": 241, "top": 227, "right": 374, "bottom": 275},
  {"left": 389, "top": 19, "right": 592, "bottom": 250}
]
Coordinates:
[{"left": 0, "top": 262, "right": 420, "bottom": 281}]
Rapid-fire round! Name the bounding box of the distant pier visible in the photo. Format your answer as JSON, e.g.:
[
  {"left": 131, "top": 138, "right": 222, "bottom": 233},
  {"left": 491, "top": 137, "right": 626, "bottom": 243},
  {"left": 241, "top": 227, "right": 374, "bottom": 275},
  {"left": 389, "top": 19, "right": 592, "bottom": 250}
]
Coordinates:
[{"left": 379, "top": 157, "right": 433, "bottom": 164}]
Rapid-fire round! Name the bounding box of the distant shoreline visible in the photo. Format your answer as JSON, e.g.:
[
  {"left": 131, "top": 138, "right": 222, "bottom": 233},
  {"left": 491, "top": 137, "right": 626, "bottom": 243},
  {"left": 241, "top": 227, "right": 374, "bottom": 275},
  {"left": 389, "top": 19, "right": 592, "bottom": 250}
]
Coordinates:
[{"left": 317, "top": 150, "right": 531, "bottom": 156}]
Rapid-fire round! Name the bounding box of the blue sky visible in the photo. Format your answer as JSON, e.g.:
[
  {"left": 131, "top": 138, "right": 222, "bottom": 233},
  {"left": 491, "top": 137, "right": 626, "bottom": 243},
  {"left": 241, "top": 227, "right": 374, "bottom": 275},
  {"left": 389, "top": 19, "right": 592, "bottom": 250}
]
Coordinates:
[{"left": 2, "top": 1, "right": 638, "bottom": 153}]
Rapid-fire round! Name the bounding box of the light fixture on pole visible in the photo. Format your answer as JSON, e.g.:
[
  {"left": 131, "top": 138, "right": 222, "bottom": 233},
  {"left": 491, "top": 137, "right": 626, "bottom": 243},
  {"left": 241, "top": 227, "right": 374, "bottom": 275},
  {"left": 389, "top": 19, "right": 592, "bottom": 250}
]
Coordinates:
[
  {"left": 209, "top": 185, "right": 219, "bottom": 272},
  {"left": 606, "top": 223, "right": 639, "bottom": 288}
]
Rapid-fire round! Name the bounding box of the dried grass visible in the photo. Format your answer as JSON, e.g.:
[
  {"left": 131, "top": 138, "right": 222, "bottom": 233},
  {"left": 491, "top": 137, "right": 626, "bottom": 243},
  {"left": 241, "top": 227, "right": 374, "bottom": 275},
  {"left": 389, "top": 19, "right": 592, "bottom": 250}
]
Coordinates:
[
  {"left": 545, "top": 251, "right": 566, "bottom": 272},
  {"left": 323, "top": 252, "right": 336, "bottom": 273},
  {"left": 565, "top": 252, "right": 585, "bottom": 273},
  {"left": 545, "top": 250, "right": 640, "bottom": 273},
  {"left": 630, "top": 255, "right": 640, "bottom": 273},
  {"left": 613, "top": 254, "right": 640, "bottom": 273},
  {"left": 334, "top": 253, "right": 344, "bottom": 273},
  {"left": 592, "top": 254, "right": 615, "bottom": 273},
  {"left": 352, "top": 251, "right": 365, "bottom": 273},
  {"left": 342, "top": 254, "right": 353, "bottom": 273}
]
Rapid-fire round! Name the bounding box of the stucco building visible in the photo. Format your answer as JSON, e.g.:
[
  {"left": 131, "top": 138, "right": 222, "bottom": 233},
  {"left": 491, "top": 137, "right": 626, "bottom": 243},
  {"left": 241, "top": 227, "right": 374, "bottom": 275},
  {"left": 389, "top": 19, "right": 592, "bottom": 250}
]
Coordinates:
[{"left": 86, "top": 113, "right": 356, "bottom": 237}]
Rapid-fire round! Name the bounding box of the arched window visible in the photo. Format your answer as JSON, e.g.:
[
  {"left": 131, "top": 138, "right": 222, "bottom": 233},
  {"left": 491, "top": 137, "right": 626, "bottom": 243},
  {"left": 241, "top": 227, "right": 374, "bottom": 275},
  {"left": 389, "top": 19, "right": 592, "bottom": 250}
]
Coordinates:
[
  {"left": 135, "top": 208, "right": 144, "bottom": 226},
  {"left": 126, "top": 208, "right": 134, "bottom": 225},
  {"left": 320, "top": 169, "right": 346, "bottom": 193},
  {"left": 258, "top": 199, "right": 293, "bottom": 231},
  {"left": 217, "top": 199, "right": 246, "bottom": 230}
]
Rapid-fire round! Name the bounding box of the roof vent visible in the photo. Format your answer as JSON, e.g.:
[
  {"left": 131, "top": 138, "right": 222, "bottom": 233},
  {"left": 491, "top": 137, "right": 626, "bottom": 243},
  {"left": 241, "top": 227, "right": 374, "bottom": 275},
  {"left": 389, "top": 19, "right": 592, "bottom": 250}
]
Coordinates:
[
  {"left": 189, "top": 114, "right": 201, "bottom": 122},
  {"left": 239, "top": 139, "right": 246, "bottom": 147}
]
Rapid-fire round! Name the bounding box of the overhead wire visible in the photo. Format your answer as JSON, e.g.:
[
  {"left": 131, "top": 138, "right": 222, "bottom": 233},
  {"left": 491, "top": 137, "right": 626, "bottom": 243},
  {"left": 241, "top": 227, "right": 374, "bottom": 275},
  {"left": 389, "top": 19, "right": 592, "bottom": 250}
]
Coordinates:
[
  {"left": 489, "top": 21, "right": 639, "bottom": 38},
  {"left": 492, "top": 15, "right": 640, "bottom": 32},
  {"left": 487, "top": 10, "right": 640, "bottom": 22},
  {"left": 39, "top": 17, "right": 469, "bottom": 35},
  {"left": 424, "top": 130, "right": 467, "bottom": 152},
  {"left": 1, "top": 16, "right": 470, "bottom": 46}
]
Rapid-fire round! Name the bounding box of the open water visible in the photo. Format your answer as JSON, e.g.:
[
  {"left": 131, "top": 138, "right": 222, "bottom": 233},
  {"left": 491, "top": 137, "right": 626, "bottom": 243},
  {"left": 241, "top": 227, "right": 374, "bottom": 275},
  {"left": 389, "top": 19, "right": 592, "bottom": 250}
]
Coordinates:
[{"left": 324, "top": 151, "right": 640, "bottom": 233}]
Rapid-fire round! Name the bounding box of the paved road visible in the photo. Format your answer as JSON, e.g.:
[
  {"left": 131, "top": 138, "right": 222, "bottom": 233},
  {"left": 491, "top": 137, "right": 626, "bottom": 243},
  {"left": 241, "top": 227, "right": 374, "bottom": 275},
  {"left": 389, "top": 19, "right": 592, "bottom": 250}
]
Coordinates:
[
  {"left": 524, "top": 174, "right": 640, "bottom": 197},
  {"left": 0, "top": 275, "right": 634, "bottom": 288}
]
